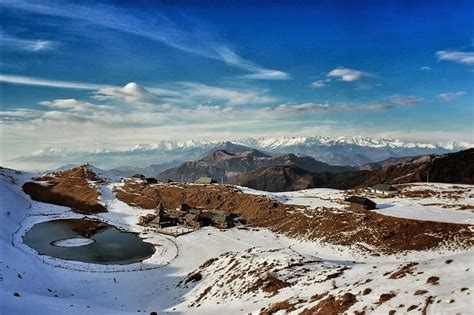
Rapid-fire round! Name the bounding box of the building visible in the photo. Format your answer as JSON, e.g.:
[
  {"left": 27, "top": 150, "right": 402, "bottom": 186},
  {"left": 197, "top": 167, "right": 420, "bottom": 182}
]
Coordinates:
[
  {"left": 345, "top": 196, "right": 376, "bottom": 211},
  {"left": 211, "top": 211, "right": 234, "bottom": 229},
  {"left": 138, "top": 213, "right": 156, "bottom": 225},
  {"left": 148, "top": 216, "right": 162, "bottom": 228},
  {"left": 369, "top": 184, "right": 399, "bottom": 197},
  {"left": 141, "top": 201, "right": 236, "bottom": 231},
  {"left": 183, "top": 213, "right": 201, "bottom": 228},
  {"left": 194, "top": 177, "right": 217, "bottom": 184},
  {"left": 145, "top": 177, "right": 158, "bottom": 184},
  {"left": 130, "top": 173, "right": 146, "bottom": 180},
  {"left": 199, "top": 210, "right": 234, "bottom": 228}
]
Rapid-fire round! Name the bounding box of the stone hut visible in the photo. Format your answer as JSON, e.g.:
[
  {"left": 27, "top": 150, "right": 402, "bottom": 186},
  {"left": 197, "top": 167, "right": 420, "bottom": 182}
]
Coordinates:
[
  {"left": 369, "top": 184, "right": 399, "bottom": 197},
  {"left": 145, "top": 177, "right": 158, "bottom": 184},
  {"left": 194, "top": 177, "right": 217, "bottom": 184},
  {"left": 345, "top": 196, "right": 376, "bottom": 211}
]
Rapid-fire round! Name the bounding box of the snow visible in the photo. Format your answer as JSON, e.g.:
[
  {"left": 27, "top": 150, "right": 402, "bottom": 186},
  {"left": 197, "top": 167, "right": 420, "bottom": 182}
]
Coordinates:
[
  {"left": 238, "top": 183, "right": 474, "bottom": 225},
  {"left": 1, "top": 168, "right": 473, "bottom": 314},
  {"left": 51, "top": 237, "right": 95, "bottom": 247},
  {"left": 375, "top": 203, "right": 474, "bottom": 224},
  {"left": 371, "top": 183, "right": 474, "bottom": 224}
]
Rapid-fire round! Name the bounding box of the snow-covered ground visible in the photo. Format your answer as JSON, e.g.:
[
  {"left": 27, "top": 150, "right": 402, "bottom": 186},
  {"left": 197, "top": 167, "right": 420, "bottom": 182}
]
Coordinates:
[
  {"left": 1, "top": 168, "right": 473, "bottom": 314},
  {"left": 239, "top": 183, "right": 474, "bottom": 225}
]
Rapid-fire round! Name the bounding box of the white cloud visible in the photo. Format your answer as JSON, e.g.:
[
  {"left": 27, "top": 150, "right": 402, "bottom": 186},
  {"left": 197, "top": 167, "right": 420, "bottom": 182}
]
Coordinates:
[
  {"left": 420, "top": 66, "right": 431, "bottom": 71},
  {"left": 310, "top": 80, "right": 326, "bottom": 88},
  {"left": 0, "top": 32, "right": 56, "bottom": 52},
  {"left": 179, "top": 82, "right": 276, "bottom": 106},
  {"left": 436, "top": 50, "right": 474, "bottom": 65},
  {"left": 241, "top": 70, "right": 290, "bottom": 80},
  {"left": 272, "top": 102, "right": 391, "bottom": 113},
  {"left": 327, "top": 67, "right": 363, "bottom": 82},
  {"left": 390, "top": 95, "right": 424, "bottom": 106},
  {"left": 0, "top": 74, "right": 110, "bottom": 90},
  {"left": 94, "top": 82, "right": 154, "bottom": 104},
  {"left": 216, "top": 47, "right": 290, "bottom": 80},
  {"left": 436, "top": 91, "right": 467, "bottom": 102},
  {"left": 39, "top": 99, "right": 112, "bottom": 112},
  {"left": 0, "top": 74, "right": 276, "bottom": 107},
  {"left": 0, "top": 109, "right": 43, "bottom": 122}
]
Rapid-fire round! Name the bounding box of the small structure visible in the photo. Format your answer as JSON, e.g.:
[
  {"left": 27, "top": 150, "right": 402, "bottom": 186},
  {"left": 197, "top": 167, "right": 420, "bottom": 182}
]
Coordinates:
[
  {"left": 211, "top": 211, "right": 234, "bottom": 229},
  {"left": 148, "top": 216, "right": 162, "bottom": 228},
  {"left": 369, "top": 184, "right": 399, "bottom": 197},
  {"left": 194, "top": 177, "right": 217, "bottom": 184},
  {"left": 345, "top": 196, "right": 376, "bottom": 211},
  {"left": 167, "top": 203, "right": 191, "bottom": 219},
  {"left": 155, "top": 201, "right": 165, "bottom": 214},
  {"left": 131, "top": 173, "right": 146, "bottom": 180},
  {"left": 145, "top": 177, "right": 158, "bottom": 184},
  {"left": 183, "top": 213, "right": 201, "bottom": 228},
  {"left": 140, "top": 200, "right": 236, "bottom": 232},
  {"left": 156, "top": 202, "right": 177, "bottom": 227},
  {"left": 199, "top": 210, "right": 234, "bottom": 229},
  {"left": 138, "top": 213, "right": 156, "bottom": 225}
]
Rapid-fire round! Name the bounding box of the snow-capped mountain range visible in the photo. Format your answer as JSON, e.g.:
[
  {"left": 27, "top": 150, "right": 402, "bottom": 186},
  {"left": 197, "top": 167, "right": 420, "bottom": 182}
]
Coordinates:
[{"left": 9, "top": 135, "right": 472, "bottom": 170}]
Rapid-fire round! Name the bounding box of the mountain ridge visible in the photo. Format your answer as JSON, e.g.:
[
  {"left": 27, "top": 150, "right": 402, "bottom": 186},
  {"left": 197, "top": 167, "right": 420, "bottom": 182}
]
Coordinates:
[
  {"left": 9, "top": 135, "right": 472, "bottom": 170},
  {"left": 157, "top": 148, "right": 354, "bottom": 182},
  {"left": 234, "top": 148, "right": 474, "bottom": 191}
]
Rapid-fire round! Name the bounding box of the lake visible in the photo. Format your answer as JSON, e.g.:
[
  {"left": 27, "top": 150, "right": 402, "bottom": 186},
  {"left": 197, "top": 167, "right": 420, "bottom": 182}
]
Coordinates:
[{"left": 23, "top": 219, "right": 156, "bottom": 265}]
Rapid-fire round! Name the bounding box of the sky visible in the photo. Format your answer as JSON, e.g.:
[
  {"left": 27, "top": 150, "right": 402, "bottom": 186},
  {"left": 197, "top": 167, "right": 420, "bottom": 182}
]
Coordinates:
[{"left": 0, "top": 0, "right": 473, "bottom": 163}]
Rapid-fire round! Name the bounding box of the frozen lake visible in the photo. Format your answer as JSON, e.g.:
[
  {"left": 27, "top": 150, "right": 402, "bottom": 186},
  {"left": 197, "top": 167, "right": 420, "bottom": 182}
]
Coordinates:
[{"left": 23, "top": 219, "right": 156, "bottom": 265}]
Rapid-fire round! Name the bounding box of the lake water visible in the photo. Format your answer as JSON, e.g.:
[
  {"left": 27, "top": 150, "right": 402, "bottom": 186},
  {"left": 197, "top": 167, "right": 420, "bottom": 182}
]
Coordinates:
[{"left": 23, "top": 219, "right": 156, "bottom": 265}]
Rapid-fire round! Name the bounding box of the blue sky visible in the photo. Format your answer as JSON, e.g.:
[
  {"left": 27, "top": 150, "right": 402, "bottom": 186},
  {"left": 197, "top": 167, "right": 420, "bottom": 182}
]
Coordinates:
[{"left": 0, "top": 0, "right": 473, "bottom": 162}]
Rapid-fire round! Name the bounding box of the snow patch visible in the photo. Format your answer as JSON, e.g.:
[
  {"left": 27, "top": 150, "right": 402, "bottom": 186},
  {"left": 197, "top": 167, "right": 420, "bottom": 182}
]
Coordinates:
[{"left": 51, "top": 237, "right": 95, "bottom": 247}]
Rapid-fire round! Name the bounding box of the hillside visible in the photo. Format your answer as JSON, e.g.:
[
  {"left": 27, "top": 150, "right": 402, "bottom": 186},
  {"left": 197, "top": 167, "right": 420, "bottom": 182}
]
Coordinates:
[
  {"left": 22, "top": 164, "right": 107, "bottom": 213},
  {"left": 357, "top": 148, "right": 474, "bottom": 187},
  {"left": 235, "top": 148, "right": 474, "bottom": 191},
  {"left": 232, "top": 166, "right": 368, "bottom": 191},
  {"left": 158, "top": 149, "right": 353, "bottom": 182}
]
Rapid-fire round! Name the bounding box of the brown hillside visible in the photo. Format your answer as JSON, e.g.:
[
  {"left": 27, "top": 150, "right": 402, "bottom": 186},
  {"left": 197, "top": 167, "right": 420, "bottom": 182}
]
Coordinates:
[
  {"left": 22, "top": 165, "right": 106, "bottom": 214},
  {"left": 114, "top": 180, "right": 473, "bottom": 254}
]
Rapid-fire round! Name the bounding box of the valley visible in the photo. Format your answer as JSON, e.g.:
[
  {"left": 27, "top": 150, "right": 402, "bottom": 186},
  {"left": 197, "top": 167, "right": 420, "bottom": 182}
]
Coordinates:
[{"left": 1, "top": 162, "right": 473, "bottom": 314}]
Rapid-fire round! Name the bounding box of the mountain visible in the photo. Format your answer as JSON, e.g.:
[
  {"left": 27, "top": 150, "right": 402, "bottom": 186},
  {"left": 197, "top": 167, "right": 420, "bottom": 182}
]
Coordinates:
[
  {"left": 157, "top": 148, "right": 354, "bottom": 182},
  {"left": 9, "top": 136, "right": 471, "bottom": 170},
  {"left": 358, "top": 148, "right": 474, "bottom": 186},
  {"left": 237, "top": 136, "right": 471, "bottom": 166},
  {"left": 232, "top": 165, "right": 363, "bottom": 192},
  {"left": 109, "top": 160, "right": 183, "bottom": 178},
  {"left": 234, "top": 166, "right": 371, "bottom": 191},
  {"left": 235, "top": 148, "right": 474, "bottom": 191},
  {"left": 357, "top": 155, "right": 423, "bottom": 171}
]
